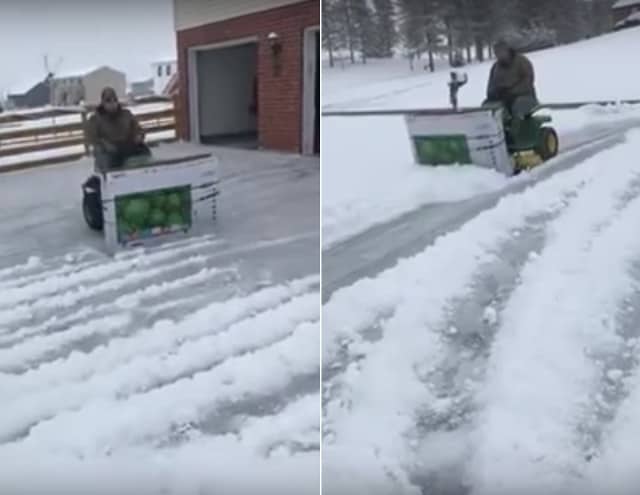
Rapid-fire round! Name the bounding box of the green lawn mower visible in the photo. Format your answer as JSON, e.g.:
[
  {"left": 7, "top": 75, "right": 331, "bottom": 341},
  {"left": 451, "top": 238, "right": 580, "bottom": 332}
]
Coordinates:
[
  {"left": 405, "top": 72, "right": 560, "bottom": 176},
  {"left": 495, "top": 102, "right": 559, "bottom": 173}
]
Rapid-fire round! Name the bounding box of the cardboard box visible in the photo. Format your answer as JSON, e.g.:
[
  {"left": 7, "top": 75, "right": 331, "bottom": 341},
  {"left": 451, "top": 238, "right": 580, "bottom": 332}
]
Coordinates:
[
  {"left": 405, "top": 108, "right": 513, "bottom": 175},
  {"left": 101, "top": 154, "right": 218, "bottom": 253}
]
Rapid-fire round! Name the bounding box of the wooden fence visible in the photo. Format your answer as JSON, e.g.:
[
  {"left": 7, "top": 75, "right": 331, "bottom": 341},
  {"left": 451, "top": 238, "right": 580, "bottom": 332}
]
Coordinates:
[{"left": 0, "top": 106, "right": 176, "bottom": 172}]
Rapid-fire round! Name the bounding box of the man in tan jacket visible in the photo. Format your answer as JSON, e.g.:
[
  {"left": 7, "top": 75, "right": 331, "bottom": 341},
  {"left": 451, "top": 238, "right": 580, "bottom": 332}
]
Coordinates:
[
  {"left": 86, "top": 87, "right": 148, "bottom": 171},
  {"left": 485, "top": 39, "right": 539, "bottom": 132}
]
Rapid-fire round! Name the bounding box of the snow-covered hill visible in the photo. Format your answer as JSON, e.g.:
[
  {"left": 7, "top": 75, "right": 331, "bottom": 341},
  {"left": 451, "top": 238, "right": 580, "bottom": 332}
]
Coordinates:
[{"left": 322, "top": 27, "right": 640, "bottom": 246}]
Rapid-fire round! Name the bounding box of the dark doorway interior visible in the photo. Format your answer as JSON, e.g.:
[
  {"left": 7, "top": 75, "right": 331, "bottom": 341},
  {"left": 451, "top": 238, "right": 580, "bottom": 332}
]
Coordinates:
[{"left": 196, "top": 42, "right": 258, "bottom": 149}]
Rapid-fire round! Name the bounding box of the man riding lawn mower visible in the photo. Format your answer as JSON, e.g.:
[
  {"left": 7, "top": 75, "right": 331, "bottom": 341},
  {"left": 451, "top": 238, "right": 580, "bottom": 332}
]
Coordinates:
[
  {"left": 80, "top": 87, "right": 219, "bottom": 254},
  {"left": 406, "top": 40, "right": 559, "bottom": 175},
  {"left": 483, "top": 39, "right": 559, "bottom": 171},
  {"left": 82, "top": 87, "right": 152, "bottom": 230}
]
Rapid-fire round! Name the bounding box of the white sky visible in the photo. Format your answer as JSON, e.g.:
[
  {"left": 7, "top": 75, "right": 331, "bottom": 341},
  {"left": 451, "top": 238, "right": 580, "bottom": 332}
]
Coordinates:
[{"left": 0, "top": 0, "right": 176, "bottom": 95}]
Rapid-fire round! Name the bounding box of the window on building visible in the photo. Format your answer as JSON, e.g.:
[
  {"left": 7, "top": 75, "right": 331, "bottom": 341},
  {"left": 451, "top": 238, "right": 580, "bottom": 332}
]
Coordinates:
[
  {"left": 157, "top": 66, "right": 162, "bottom": 77},
  {"left": 166, "top": 65, "right": 171, "bottom": 76}
]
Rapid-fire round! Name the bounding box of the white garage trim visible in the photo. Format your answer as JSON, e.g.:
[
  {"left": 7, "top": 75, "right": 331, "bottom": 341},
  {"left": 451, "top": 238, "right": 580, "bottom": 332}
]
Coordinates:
[
  {"left": 174, "top": 0, "right": 305, "bottom": 31},
  {"left": 187, "top": 35, "right": 260, "bottom": 143}
]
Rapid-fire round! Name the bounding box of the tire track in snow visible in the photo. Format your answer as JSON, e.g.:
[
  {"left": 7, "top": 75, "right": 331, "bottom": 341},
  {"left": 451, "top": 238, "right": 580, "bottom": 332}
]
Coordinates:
[
  {"left": 0, "top": 275, "right": 318, "bottom": 400},
  {"left": 0, "top": 293, "right": 319, "bottom": 442},
  {"left": 0, "top": 238, "right": 223, "bottom": 308},
  {"left": 0, "top": 393, "right": 320, "bottom": 495},
  {"left": 322, "top": 130, "right": 640, "bottom": 494},
  {"left": 0, "top": 319, "right": 319, "bottom": 457},
  {"left": 0, "top": 259, "right": 319, "bottom": 494},
  {"left": 0, "top": 264, "right": 239, "bottom": 349},
  {"left": 416, "top": 169, "right": 640, "bottom": 490},
  {"left": 461, "top": 135, "right": 640, "bottom": 495},
  {"left": 0, "top": 267, "right": 240, "bottom": 372},
  {"left": 0, "top": 255, "right": 216, "bottom": 329}
]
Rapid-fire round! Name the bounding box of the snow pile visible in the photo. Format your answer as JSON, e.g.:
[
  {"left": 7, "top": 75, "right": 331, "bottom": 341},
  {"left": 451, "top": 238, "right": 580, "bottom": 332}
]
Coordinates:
[
  {"left": 322, "top": 115, "right": 508, "bottom": 246},
  {"left": 466, "top": 129, "right": 640, "bottom": 493},
  {"left": 551, "top": 103, "right": 640, "bottom": 134}
]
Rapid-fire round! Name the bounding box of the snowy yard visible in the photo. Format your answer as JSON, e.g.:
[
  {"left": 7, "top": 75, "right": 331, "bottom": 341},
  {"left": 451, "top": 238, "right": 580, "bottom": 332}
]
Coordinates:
[
  {"left": 323, "top": 25, "right": 640, "bottom": 495},
  {"left": 322, "top": 26, "right": 640, "bottom": 247},
  {"left": 0, "top": 144, "right": 320, "bottom": 495},
  {"left": 323, "top": 27, "right": 640, "bottom": 111}
]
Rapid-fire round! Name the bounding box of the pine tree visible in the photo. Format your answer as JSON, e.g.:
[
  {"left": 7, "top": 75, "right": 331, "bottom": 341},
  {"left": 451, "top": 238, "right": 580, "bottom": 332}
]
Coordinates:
[
  {"left": 322, "top": 0, "right": 340, "bottom": 67},
  {"left": 372, "top": 0, "right": 397, "bottom": 57},
  {"left": 348, "top": 0, "right": 377, "bottom": 61}
]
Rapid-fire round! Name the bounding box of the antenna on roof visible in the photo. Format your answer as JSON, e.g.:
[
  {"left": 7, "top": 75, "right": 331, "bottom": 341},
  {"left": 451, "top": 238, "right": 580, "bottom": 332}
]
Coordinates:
[{"left": 43, "top": 54, "right": 64, "bottom": 80}]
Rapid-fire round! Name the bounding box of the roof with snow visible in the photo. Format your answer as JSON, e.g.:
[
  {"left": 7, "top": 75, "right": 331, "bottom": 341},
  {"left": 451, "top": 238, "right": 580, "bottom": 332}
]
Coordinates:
[
  {"left": 151, "top": 59, "right": 176, "bottom": 67},
  {"left": 613, "top": 0, "right": 640, "bottom": 9},
  {"left": 54, "top": 65, "right": 125, "bottom": 79},
  {"left": 9, "top": 77, "right": 47, "bottom": 95}
]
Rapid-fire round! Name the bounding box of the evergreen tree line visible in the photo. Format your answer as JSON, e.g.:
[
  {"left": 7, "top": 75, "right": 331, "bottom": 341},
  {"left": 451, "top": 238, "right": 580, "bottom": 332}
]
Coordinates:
[{"left": 323, "top": 0, "right": 618, "bottom": 69}]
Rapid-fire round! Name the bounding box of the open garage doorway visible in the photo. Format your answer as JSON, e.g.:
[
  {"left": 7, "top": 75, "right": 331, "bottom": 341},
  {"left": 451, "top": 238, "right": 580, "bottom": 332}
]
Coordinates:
[
  {"left": 189, "top": 39, "right": 258, "bottom": 149},
  {"left": 302, "top": 27, "right": 320, "bottom": 155}
]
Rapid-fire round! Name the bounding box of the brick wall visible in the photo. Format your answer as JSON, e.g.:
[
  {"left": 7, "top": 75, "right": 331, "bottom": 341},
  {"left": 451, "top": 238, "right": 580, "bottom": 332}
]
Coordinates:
[{"left": 175, "top": 0, "right": 319, "bottom": 153}]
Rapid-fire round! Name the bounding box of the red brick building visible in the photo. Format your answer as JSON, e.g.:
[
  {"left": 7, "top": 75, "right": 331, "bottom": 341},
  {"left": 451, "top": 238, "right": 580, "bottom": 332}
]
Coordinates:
[{"left": 173, "top": 0, "right": 320, "bottom": 155}]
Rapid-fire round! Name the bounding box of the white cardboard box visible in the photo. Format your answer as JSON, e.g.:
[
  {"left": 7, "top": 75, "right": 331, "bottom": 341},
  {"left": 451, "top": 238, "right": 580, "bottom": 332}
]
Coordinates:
[
  {"left": 101, "top": 153, "right": 218, "bottom": 253},
  {"left": 405, "top": 108, "right": 513, "bottom": 175}
]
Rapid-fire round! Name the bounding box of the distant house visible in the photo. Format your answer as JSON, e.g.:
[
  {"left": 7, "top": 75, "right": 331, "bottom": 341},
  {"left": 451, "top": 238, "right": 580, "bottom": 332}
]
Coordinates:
[
  {"left": 151, "top": 60, "right": 177, "bottom": 95},
  {"left": 129, "top": 78, "right": 155, "bottom": 99},
  {"left": 7, "top": 78, "right": 52, "bottom": 109},
  {"left": 612, "top": 0, "right": 640, "bottom": 23},
  {"left": 50, "top": 66, "right": 126, "bottom": 107}
]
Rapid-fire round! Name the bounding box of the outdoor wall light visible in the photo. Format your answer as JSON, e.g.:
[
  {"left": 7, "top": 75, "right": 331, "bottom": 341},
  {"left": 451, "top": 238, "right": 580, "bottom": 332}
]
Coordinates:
[{"left": 268, "top": 32, "right": 282, "bottom": 76}]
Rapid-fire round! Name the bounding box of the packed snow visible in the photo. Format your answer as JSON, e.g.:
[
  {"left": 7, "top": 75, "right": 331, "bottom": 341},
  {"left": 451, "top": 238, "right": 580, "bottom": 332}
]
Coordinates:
[
  {"left": 323, "top": 128, "right": 640, "bottom": 494},
  {"left": 322, "top": 26, "right": 640, "bottom": 246},
  {"left": 0, "top": 144, "right": 320, "bottom": 494}
]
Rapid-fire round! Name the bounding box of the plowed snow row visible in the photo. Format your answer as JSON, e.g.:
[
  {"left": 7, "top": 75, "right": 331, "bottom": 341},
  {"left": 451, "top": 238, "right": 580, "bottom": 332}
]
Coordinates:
[{"left": 0, "top": 234, "right": 320, "bottom": 495}]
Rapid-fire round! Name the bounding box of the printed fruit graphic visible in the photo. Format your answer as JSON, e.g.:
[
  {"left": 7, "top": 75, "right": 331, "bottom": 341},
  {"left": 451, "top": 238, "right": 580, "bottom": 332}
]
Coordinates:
[
  {"left": 166, "top": 192, "right": 182, "bottom": 211},
  {"left": 124, "top": 198, "right": 151, "bottom": 228},
  {"left": 151, "top": 193, "right": 167, "bottom": 209},
  {"left": 149, "top": 209, "right": 166, "bottom": 226},
  {"left": 117, "top": 187, "right": 189, "bottom": 241},
  {"left": 118, "top": 219, "right": 131, "bottom": 236},
  {"left": 167, "top": 211, "right": 185, "bottom": 226}
]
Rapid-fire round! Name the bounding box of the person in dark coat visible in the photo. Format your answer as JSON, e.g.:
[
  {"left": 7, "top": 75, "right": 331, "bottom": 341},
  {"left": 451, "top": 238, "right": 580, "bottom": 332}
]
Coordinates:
[
  {"left": 86, "top": 87, "right": 148, "bottom": 171},
  {"left": 485, "top": 39, "right": 539, "bottom": 132}
]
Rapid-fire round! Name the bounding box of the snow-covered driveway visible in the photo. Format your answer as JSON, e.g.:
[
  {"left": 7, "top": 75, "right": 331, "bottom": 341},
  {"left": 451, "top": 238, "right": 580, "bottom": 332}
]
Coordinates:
[
  {"left": 0, "top": 144, "right": 320, "bottom": 495},
  {"left": 322, "top": 117, "right": 640, "bottom": 299},
  {"left": 323, "top": 128, "right": 640, "bottom": 494}
]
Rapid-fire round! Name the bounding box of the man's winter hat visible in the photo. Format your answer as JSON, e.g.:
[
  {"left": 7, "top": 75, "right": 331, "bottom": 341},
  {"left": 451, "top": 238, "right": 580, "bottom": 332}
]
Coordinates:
[
  {"left": 493, "top": 38, "right": 511, "bottom": 50},
  {"left": 101, "top": 87, "right": 118, "bottom": 102}
]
